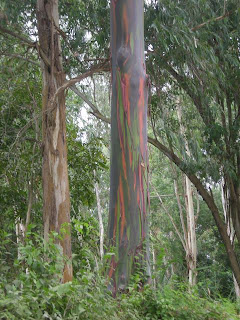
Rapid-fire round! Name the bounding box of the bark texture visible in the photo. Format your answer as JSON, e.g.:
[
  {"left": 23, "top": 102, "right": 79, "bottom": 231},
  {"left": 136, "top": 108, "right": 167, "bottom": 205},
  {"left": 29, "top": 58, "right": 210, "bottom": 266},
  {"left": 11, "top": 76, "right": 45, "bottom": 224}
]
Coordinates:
[
  {"left": 108, "top": 0, "right": 150, "bottom": 292},
  {"left": 36, "top": 0, "right": 72, "bottom": 283}
]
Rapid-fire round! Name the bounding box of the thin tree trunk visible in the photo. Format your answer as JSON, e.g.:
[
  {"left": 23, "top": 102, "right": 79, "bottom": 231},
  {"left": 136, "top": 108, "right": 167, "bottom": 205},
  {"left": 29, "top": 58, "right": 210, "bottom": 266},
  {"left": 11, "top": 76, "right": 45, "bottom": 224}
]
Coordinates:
[
  {"left": 16, "top": 218, "right": 25, "bottom": 259},
  {"left": 36, "top": 0, "right": 72, "bottom": 283},
  {"left": 177, "top": 104, "right": 197, "bottom": 286},
  {"left": 234, "top": 275, "right": 240, "bottom": 298},
  {"left": 94, "top": 173, "right": 104, "bottom": 261},
  {"left": 25, "top": 181, "right": 33, "bottom": 231},
  {"left": 108, "top": 0, "right": 150, "bottom": 293},
  {"left": 221, "top": 181, "right": 240, "bottom": 298},
  {"left": 173, "top": 176, "right": 188, "bottom": 246},
  {"left": 185, "top": 176, "right": 197, "bottom": 286},
  {"left": 153, "top": 185, "right": 186, "bottom": 251},
  {"left": 151, "top": 241, "right": 156, "bottom": 289}
]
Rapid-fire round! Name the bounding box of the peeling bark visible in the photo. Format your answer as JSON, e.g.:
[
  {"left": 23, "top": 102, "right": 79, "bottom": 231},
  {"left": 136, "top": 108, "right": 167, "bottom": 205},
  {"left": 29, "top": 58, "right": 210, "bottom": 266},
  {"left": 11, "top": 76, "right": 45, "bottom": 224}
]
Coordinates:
[
  {"left": 108, "top": 0, "right": 151, "bottom": 293},
  {"left": 36, "top": 0, "right": 72, "bottom": 283}
]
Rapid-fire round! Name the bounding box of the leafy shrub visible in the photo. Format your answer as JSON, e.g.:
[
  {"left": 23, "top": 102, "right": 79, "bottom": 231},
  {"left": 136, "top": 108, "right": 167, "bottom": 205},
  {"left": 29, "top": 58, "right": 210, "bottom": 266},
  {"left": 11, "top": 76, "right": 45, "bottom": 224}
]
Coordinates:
[
  {"left": 0, "top": 234, "right": 239, "bottom": 319},
  {"left": 0, "top": 233, "right": 133, "bottom": 320},
  {"left": 123, "top": 283, "right": 240, "bottom": 320}
]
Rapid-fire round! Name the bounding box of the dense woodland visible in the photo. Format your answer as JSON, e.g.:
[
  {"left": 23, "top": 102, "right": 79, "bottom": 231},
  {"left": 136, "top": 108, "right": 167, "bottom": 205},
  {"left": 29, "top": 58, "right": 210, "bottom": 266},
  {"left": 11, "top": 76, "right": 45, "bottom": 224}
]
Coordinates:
[{"left": 1, "top": 0, "right": 240, "bottom": 319}]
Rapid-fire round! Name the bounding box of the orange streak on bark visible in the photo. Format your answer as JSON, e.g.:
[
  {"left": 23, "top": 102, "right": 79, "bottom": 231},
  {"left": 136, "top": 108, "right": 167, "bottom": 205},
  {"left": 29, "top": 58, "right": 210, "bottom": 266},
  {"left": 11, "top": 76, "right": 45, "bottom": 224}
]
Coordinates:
[
  {"left": 108, "top": 256, "right": 116, "bottom": 279},
  {"left": 128, "top": 144, "right": 132, "bottom": 168},
  {"left": 138, "top": 78, "right": 145, "bottom": 158},
  {"left": 119, "top": 175, "right": 126, "bottom": 239},
  {"left": 122, "top": 4, "right": 129, "bottom": 45},
  {"left": 137, "top": 188, "right": 140, "bottom": 207},
  {"left": 122, "top": 152, "right": 127, "bottom": 180},
  {"left": 123, "top": 56, "right": 130, "bottom": 67}
]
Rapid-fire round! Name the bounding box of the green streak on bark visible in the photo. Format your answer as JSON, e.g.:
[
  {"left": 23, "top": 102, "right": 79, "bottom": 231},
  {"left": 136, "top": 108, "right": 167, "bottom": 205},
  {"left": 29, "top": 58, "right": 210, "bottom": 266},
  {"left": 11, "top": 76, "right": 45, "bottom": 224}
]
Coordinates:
[
  {"left": 117, "top": 72, "right": 124, "bottom": 128},
  {"left": 130, "top": 33, "right": 134, "bottom": 52}
]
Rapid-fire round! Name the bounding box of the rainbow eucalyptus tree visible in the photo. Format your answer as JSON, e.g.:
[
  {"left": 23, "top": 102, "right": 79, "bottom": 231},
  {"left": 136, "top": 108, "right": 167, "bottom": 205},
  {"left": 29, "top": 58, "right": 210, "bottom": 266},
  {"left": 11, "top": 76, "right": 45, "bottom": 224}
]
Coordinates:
[{"left": 108, "top": 0, "right": 151, "bottom": 293}]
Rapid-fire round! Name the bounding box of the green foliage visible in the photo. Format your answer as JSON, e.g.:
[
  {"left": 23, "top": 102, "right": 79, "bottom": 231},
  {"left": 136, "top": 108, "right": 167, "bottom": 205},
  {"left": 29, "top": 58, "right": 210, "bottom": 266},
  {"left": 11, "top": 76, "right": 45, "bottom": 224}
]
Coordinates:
[
  {"left": 72, "top": 215, "right": 101, "bottom": 274},
  {"left": 68, "top": 126, "right": 107, "bottom": 210},
  {"left": 1, "top": 233, "right": 239, "bottom": 320},
  {"left": 66, "top": 95, "right": 108, "bottom": 211},
  {"left": 0, "top": 233, "right": 131, "bottom": 320},
  {"left": 124, "top": 284, "right": 240, "bottom": 320}
]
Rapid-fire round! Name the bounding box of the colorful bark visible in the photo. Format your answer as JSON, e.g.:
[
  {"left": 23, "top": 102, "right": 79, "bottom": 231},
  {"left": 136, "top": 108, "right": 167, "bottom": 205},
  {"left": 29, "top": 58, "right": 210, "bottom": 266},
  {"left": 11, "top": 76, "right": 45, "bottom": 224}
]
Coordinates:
[
  {"left": 36, "top": 0, "right": 72, "bottom": 282},
  {"left": 108, "top": 0, "right": 150, "bottom": 293}
]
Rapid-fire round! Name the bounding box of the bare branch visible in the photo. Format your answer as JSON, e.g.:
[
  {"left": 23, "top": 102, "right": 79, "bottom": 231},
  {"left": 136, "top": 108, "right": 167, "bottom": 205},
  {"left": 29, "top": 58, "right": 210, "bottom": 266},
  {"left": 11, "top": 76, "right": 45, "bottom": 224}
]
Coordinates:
[
  {"left": 151, "top": 183, "right": 187, "bottom": 251},
  {"left": 70, "top": 85, "right": 111, "bottom": 124},
  {"left": 50, "top": 61, "right": 110, "bottom": 111},
  {"left": 0, "top": 25, "right": 52, "bottom": 68}
]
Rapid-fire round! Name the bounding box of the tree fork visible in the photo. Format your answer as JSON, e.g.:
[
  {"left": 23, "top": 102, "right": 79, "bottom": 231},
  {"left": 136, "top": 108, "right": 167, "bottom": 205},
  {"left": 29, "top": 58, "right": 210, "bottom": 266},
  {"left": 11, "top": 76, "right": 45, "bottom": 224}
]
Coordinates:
[{"left": 108, "top": 0, "right": 151, "bottom": 293}]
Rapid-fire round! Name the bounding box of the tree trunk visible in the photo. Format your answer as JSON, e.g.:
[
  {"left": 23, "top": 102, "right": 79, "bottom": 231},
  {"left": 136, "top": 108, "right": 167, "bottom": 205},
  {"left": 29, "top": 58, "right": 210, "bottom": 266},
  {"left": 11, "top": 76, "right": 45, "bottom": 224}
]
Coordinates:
[
  {"left": 108, "top": 0, "right": 151, "bottom": 293},
  {"left": 221, "top": 181, "right": 240, "bottom": 298},
  {"left": 177, "top": 104, "right": 197, "bottom": 286},
  {"left": 151, "top": 241, "right": 156, "bottom": 289},
  {"left": 185, "top": 175, "right": 197, "bottom": 286},
  {"left": 94, "top": 174, "right": 104, "bottom": 261},
  {"left": 36, "top": 0, "right": 72, "bottom": 283},
  {"left": 16, "top": 218, "right": 25, "bottom": 259},
  {"left": 234, "top": 275, "right": 240, "bottom": 298}
]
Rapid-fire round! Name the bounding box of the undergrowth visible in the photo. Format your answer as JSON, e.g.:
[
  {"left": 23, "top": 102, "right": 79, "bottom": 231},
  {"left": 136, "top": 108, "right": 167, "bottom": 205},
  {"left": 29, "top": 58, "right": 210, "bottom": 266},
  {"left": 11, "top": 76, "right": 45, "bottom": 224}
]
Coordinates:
[{"left": 0, "top": 234, "right": 239, "bottom": 320}]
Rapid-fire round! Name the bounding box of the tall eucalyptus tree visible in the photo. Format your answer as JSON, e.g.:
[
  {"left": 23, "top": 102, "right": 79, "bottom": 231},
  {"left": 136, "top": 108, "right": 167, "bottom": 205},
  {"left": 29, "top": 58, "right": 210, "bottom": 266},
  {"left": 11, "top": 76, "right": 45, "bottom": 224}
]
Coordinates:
[
  {"left": 36, "top": 0, "right": 72, "bottom": 283},
  {"left": 108, "top": 0, "right": 151, "bottom": 293}
]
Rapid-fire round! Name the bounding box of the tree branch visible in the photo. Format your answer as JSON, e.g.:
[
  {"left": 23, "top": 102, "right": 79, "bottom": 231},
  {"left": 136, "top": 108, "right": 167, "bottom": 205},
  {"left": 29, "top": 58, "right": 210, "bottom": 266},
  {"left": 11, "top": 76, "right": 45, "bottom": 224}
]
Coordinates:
[
  {"left": 0, "top": 52, "right": 40, "bottom": 67},
  {"left": 191, "top": 10, "right": 232, "bottom": 32},
  {"left": 151, "top": 183, "right": 187, "bottom": 251},
  {"left": 0, "top": 25, "right": 35, "bottom": 47},
  {"left": 0, "top": 25, "right": 52, "bottom": 68},
  {"left": 70, "top": 85, "right": 111, "bottom": 124},
  {"left": 50, "top": 61, "right": 110, "bottom": 110},
  {"left": 163, "top": 60, "right": 215, "bottom": 127}
]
